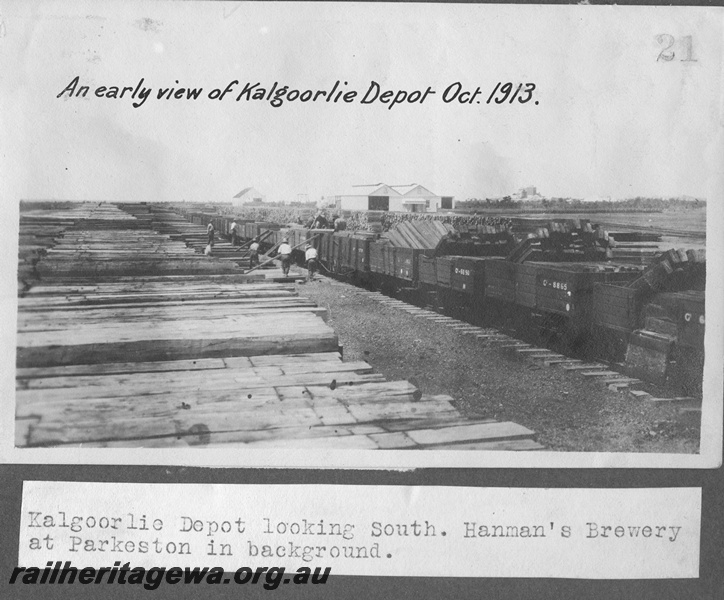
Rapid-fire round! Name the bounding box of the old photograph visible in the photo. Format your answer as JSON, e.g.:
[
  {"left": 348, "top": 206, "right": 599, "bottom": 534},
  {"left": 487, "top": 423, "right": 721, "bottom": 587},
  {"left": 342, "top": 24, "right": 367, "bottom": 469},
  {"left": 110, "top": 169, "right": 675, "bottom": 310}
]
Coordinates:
[{"left": 3, "top": 2, "right": 721, "bottom": 466}]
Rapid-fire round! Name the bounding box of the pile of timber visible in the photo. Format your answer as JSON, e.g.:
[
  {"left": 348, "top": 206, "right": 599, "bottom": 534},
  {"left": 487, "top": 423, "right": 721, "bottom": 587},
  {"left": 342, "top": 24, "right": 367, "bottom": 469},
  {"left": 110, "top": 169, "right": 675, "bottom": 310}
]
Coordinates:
[
  {"left": 16, "top": 275, "right": 539, "bottom": 450},
  {"left": 20, "top": 202, "right": 242, "bottom": 282},
  {"left": 606, "top": 231, "right": 663, "bottom": 263},
  {"left": 381, "top": 219, "right": 452, "bottom": 249},
  {"left": 503, "top": 219, "right": 617, "bottom": 263},
  {"left": 367, "top": 210, "right": 383, "bottom": 234},
  {"left": 609, "top": 231, "right": 662, "bottom": 243},
  {"left": 15, "top": 202, "right": 542, "bottom": 451},
  {"left": 16, "top": 281, "right": 337, "bottom": 368},
  {"left": 628, "top": 248, "right": 706, "bottom": 293},
  {"left": 36, "top": 230, "right": 241, "bottom": 278},
  {"left": 16, "top": 351, "right": 539, "bottom": 450},
  {"left": 18, "top": 201, "right": 142, "bottom": 289},
  {"left": 116, "top": 204, "right": 277, "bottom": 269}
]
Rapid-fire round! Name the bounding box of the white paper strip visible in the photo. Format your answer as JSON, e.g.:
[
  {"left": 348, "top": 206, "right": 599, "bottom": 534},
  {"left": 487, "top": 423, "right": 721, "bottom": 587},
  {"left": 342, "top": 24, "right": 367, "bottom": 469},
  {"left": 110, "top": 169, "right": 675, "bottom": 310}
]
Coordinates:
[{"left": 17, "top": 481, "right": 700, "bottom": 579}]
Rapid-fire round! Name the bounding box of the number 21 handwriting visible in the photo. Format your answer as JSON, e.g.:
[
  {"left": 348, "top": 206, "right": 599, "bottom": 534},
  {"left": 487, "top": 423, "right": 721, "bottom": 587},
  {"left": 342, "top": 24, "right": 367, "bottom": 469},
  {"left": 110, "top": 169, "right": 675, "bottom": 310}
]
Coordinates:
[{"left": 656, "top": 34, "right": 696, "bottom": 62}]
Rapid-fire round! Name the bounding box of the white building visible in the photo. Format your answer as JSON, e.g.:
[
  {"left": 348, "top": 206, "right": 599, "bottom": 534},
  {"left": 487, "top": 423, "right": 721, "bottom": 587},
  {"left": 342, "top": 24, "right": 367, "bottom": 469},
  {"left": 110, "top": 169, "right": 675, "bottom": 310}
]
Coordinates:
[
  {"left": 232, "top": 187, "right": 266, "bottom": 205},
  {"left": 325, "top": 183, "right": 454, "bottom": 213},
  {"left": 512, "top": 186, "right": 541, "bottom": 201}
]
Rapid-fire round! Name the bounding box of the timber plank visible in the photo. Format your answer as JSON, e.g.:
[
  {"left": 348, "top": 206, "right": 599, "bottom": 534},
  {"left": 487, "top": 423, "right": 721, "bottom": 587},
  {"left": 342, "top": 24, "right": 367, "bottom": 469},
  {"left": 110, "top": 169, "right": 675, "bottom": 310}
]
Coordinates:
[
  {"left": 17, "top": 319, "right": 339, "bottom": 368},
  {"left": 18, "top": 304, "right": 329, "bottom": 330},
  {"left": 17, "top": 369, "right": 384, "bottom": 401},
  {"left": 437, "top": 439, "right": 546, "bottom": 451},
  {"left": 404, "top": 422, "right": 536, "bottom": 446}
]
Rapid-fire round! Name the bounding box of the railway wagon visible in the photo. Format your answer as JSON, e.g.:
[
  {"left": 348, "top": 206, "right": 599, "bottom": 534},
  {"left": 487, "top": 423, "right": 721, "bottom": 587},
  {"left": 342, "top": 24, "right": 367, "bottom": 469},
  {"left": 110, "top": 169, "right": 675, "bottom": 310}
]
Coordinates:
[
  {"left": 324, "top": 233, "right": 371, "bottom": 273},
  {"left": 302, "top": 228, "right": 325, "bottom": 251},
  {"left": 435, "top": 256, "right": 455, "bottom": 288},
  {"left": 367, "top": 243, "right": 428, "bottom": 282},
  {"left": 329, "top": 234, "right": 344, "bottom": 271},
  {"left": 484, "top": 258, "right": 516, "bottom": 302},
  {"left": 449, "top": 256, "right": 488, "bottom": 296},
  {"left": 336, "top": 235, "right": 353, "bottom": 271},
  {"left": 352, "top": 236, "right": 371, "bottom": 272},
  {"left": 315, "top": 230, "right": 333, "bottom": 265},
  {"left": 244, "top": 222, "right": 259, "bottom": 240},
  {"left": 592, "top": 283, "right": 642, "bottom": 333},
  {"left": 284, "top": 227, "right": 306, "bottom": 248},
  {"left": 515, "top": 263, "right": 538, "bottom": 308},
  {"left": 418, "top": 255, "right": 437, "bottom": 286},
  {"left": 309, "top": 231, "right": 360, "bottom": 274},
  {"left": 369, "top": 243, "right": 395, "bottom": 277},
  {"left": 531, "top": 262, "right": 642, "bottom": 319},
  {"left": 394, "top": 247, "right": 429, "bottom": 282},
  {"left": 317, "top": 233, "right": 334, "bottom": 269},
  {"left": 266, "top": 228, "right": 278, "bottom": 246},
  {"left": 340, "top": 235, "right": 370, "bottom": 272},
  {"left": 656, "top": 290, "right": 705, "bottom": 395},
  {"left": 650, "top": 290, "right": 705, "bottom": 349}
]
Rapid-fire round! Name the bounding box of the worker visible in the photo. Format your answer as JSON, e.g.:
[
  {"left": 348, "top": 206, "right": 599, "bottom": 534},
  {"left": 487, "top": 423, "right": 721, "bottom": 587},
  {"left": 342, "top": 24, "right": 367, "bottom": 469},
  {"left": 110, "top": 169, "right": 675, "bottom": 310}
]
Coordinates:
[
  {"left": 305, "top": 244, "right": 318, "bottom": 281},
  {"left": 249, "top": 238, "right": 260, "bottom": 267},
  {"left": 333, "top": 214, "right": 347, "bottom": 231},
  {"left": 311, "top": 212, "right": 328, "bottom": 230},
  {"left": 207, "top": 222, "right": 215, "bottom": 247},
  {"left": 230, "top": 220, "right": 239, "bottom": 246},
  {"left": 278, "top": 237, "right": 292, "bottom": 276}
]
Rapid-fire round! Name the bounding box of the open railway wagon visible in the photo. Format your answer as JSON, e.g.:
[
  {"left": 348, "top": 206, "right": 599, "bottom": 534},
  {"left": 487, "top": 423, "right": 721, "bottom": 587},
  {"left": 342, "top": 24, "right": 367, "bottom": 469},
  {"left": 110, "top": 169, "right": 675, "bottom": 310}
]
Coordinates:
[
  {"left": 365, "top": 219, "right": 515, "bottom": 294},
  {"left": 413, "top": 216, "right": 635, "bottom": 320},
  {"left": 488, "top": 260, "right": 646, "bottom": 349},
  {"left": 591, "top": 249, "right": 706, "bottom": 395},
  {"left": 409, "top": 250, "right": 705, "bottom": 394},
  {"left": 414, "top": 253, "right": 645, "bottom": 340}
]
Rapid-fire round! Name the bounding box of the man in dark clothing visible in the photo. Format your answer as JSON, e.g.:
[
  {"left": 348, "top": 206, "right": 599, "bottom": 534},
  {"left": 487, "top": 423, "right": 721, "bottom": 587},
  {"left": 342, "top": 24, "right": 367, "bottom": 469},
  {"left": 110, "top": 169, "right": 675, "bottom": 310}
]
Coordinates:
[
  {"left": 333, "top": 214, "right": 347, "bottom": 231},
  {"left": 311, "top": 212, "right": 328, "bottom": 229}
]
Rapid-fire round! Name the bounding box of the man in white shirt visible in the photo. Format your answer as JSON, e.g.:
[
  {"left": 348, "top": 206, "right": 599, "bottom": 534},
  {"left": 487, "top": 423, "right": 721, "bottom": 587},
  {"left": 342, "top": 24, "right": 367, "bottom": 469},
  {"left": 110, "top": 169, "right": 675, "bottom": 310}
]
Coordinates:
[
  {"left": 230, "top": 220, "right": 239, "bottom": 246},
  {"left": 305, "top": 244, "right": 318, "bottom": 281},
  {"left": 278, "top": 238, "right": 292, "bottom": 276},
  {"left": 249, "top": 239, "right": 260, "bottom": 267}
]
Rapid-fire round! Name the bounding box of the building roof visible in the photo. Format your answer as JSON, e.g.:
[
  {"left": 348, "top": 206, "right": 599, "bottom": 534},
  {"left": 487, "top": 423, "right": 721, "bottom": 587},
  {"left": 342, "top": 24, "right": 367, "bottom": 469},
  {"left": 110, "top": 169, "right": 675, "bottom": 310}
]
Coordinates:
[
  {"left": 348, "top": 184, "right": 402, "bottom": 197},
  {"left": 388, "top": 183, "right": 417, "bottom": 195},
  {"left": 394, "top": 184, "right": 437, "bottom": 197},
  {"left": 344, "top": 183, "right": 445, "bottom": 198},
  {"left": 233, "top": 187, "right": 257, "bottom": 198}
]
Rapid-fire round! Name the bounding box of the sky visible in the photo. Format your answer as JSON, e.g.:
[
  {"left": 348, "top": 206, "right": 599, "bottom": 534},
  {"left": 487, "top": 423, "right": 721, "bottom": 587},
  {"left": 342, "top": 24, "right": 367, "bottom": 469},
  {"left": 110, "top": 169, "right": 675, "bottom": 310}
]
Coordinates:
[{"left": 1, "top": 1, "right": 722, "bottom": 203}]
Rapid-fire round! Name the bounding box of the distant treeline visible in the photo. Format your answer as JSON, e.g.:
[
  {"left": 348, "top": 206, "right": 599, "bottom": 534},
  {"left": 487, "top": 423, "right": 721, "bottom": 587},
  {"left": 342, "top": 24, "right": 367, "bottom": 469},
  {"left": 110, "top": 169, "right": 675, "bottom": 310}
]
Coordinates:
[
  {"left": 457, "top": 197, "right": 706, "bottom": 213},
  {"left": 174, "top": 203, "right": 511, "bottom": 232}
]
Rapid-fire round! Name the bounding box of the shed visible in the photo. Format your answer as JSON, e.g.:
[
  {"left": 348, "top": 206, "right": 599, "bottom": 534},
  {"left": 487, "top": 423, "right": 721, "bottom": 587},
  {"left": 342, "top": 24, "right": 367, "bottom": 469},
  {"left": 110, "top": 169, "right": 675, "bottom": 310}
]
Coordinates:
[{"left": 325, "top": 183, "right": 453, "bottom": 213}]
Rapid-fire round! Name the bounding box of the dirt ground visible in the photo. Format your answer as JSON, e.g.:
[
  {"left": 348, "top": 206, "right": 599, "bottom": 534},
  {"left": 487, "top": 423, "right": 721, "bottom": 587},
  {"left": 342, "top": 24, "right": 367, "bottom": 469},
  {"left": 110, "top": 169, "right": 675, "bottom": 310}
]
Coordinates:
[{"left": 295, "top": 273, "right": 701, "bottom": 453}]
